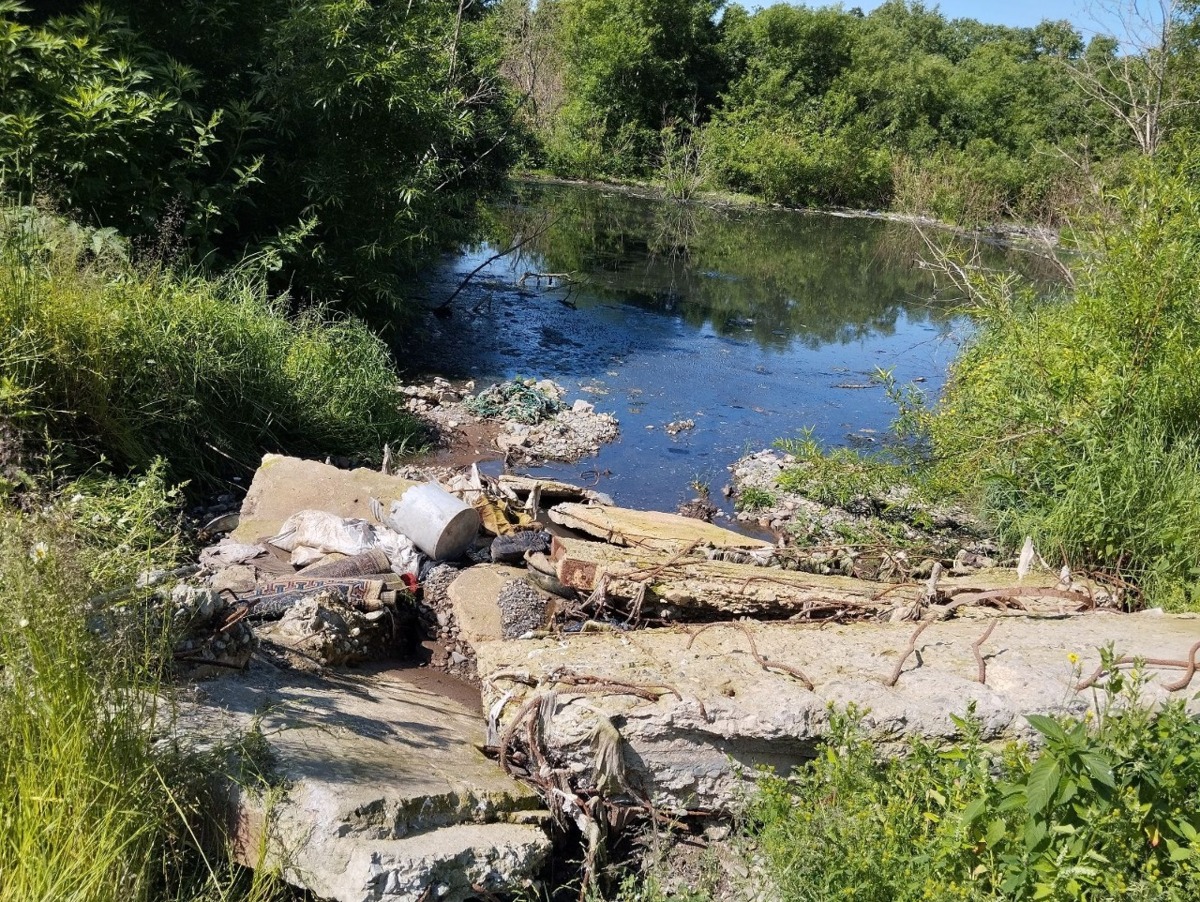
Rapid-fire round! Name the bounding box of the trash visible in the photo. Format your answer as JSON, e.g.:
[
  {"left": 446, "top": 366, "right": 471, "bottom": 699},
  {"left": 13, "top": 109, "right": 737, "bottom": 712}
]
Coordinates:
[
  {"left": 297, "top": 548, "right": 391, "bottom": 578},
  {"left": 268, "top": 509, "right": 421, "bottom": 576},
  {"left": 665, "top": 418, "right": 695, "bottom": 435},
  {"left": 241, "top": 574, "right": 404, "bottom": 619},
  {"left": 463, "top": 380, "right": 564, "bottom": 424},
  {"left": 491, "top": 530, "right": 552, "bottom": 564},
  {"left": 379, "top": 483, "right": 481, "bottom": 560},
  {"left": 270, "top": 510, "right": 374, "bottom": 556}
]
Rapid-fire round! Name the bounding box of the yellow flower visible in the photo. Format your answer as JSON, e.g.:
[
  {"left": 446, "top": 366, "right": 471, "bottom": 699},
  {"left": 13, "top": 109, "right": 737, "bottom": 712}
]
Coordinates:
[{"left": 1067, "top": 652, "right": 1080, "bottom": 665}]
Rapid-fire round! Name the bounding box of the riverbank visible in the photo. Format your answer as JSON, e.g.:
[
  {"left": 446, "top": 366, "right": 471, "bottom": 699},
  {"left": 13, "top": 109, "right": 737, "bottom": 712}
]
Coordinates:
[{"left": 515, "top": 171, "right": 1061, "bottom": 251}]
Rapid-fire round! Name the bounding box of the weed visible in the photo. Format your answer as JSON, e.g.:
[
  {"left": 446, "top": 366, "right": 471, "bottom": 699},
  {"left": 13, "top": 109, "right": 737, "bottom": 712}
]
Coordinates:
[
  {"left": 0, "top": 471, "right": 289, "bottom": 902},
  {"left": 735, "top": 486, "right": 775, "bottom": 512},
  {"left": 774, "top": 427, "right": 918, "bottom": 514},
  {"left": 0, "top": 203, "right": 421, "bottom": 487},
  {"left": 747, "top": 684, "right": 1200, "bottom": 901},
  {"left": 924, "top": 154, "right": 1200, "bottom": 606}
]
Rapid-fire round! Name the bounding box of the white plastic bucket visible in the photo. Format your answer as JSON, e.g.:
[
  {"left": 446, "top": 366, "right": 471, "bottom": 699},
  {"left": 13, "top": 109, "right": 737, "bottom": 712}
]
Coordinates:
[{"left": 387, "top": 483, "right": 480, "bottom": 560}]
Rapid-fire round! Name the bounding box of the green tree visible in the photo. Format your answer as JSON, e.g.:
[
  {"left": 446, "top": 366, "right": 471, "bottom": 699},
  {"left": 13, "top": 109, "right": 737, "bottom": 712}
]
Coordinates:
[
  {"left": 539, "top": 0, "right": 726, "bottom": 176},
  {"left": 0, "top": 0, "right": 516, "bottom": 308}
]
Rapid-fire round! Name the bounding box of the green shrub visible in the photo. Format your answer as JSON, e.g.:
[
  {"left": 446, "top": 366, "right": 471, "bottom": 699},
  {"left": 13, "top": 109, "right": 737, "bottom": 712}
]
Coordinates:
[
  {"left": 925, "top": 155, "right": 1200, "bottom": 605},
  {"left": 748, "top": 685, "right": 1200, "bottom": 901},
  {"left": 0, "top": 204, "right": 421, "bottom": 485}
]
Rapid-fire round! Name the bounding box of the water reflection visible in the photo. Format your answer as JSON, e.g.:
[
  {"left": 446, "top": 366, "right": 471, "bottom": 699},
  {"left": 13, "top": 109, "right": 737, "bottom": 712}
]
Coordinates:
[
  {"left": 404, "top": 181, "right": 1058, "bottom": 512},
  {"left": 468, "top": 181, "right": 1054, "bottom": 350}
]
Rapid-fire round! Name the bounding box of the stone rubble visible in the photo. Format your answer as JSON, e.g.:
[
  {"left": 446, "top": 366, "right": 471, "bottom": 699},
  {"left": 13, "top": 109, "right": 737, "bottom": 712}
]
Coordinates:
[
  {"left": 399, "top": 376, "right": 620, "bottom": 463},
  {"left": 165, "top": 452, "right": 1200, "bottom": 901}
]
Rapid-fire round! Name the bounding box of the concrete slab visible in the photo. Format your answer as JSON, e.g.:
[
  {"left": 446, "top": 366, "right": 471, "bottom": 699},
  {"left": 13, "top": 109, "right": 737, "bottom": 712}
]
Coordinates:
[
  {"left": 446, "top": 565, "right": 523, "bottom": 647},
  {"left": 548, "top": 503, "right": 771, "bottom": 552},
  {"left": 477, "top": 611, "right": 1200, "bottom": 814},
  {"left": 232, "top": 455, "right": 416, "bottom": 543},
  {"left": 179, "top": 664, "right": 548, "bottom": 902}
]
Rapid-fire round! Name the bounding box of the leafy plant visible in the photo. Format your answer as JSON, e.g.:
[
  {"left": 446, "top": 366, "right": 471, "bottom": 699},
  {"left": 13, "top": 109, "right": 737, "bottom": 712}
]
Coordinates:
[
  {"left": 0, "top": 202, "right": 422, "bottom": 485},
  {"left": 747, "top": 684, "right": 1200, "bottom": 901}
]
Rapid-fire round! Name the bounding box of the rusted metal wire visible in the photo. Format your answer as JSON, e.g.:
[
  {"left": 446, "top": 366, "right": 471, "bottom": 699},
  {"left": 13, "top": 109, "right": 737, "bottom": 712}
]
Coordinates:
[
  {"left": 886, "top": 621, "right": 931, "bottom": 687},
  {"left": 972, "top": 621, "right": 997, "bottom": 684},
  {"left": 686, "top": 621, "right": 814, "bottom": 690},
  {"left": 1075, "top": 640, "right": 1200, "bottom": 692}
]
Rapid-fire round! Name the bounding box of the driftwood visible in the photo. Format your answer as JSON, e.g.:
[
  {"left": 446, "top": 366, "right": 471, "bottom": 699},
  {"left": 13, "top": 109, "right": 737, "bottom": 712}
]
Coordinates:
[{"left": 552, "top": 536, "right": 892, "bottom": 620}]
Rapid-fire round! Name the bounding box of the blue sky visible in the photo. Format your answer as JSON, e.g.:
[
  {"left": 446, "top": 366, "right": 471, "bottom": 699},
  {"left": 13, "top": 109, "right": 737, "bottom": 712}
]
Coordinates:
[{"left": 739, "top": 2, "right": 1132, "bottom": 39}]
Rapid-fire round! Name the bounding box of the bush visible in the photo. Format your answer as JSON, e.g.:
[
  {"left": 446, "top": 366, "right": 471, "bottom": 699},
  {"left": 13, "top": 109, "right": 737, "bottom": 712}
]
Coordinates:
[
  {"left": 748, "top": 684, "right": 1200, "bottom": 901},
  {"left": 925, "top": 155, "right": 1200, "bottom": 606},
  {"left": 0, "top": 204, "right": 421, "bottom": 485}
]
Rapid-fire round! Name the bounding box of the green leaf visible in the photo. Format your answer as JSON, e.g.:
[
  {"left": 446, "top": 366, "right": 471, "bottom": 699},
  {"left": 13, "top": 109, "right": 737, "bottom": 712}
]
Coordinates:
[
  {"left": 1026, "top": 714, "right": 1068, "bottom": 745},
  {"left": 986, "top": 818, "right": 1006, "bottom": 847},
  {"left": 1024, "top": 818, "right": 1048, "bottom": 851},
  {"left": 1025, "top": 759, "right": 1061, "bottom": 813},
  {"left": 1079, "top": 752, "right": 1116, "bottom": 788},
  {"left": 962, "top": 797, "right": 987, "bottom": 825}
]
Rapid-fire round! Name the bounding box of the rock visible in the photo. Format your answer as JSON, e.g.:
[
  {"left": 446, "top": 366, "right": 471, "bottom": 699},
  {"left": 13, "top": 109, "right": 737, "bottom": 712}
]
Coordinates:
[
  {"left": 170, "top": 583, "right": 254, "bottom": 675},
  {"left": 232, "top": 455, "right": 416, "bottom": 544},
  {"left": 255, "top": 591, "right": 395, "bottom": 670},
  {"left": 496, "top": 579, "right": 553, "bottom": 639},
  {"left": 478, "top": 612, "right": 1200, "bottom": 814},
  {"left": 446, "top": 564, "right": 527, "bottom": 647},
  {"left": 548, "top": 503, "right": 772, "bottom": 553},
  {"left": 571, "top": 399, "right": 594, "bottom": 414},
  {"left": 180, "top": 666, "right": 550, "bottom": 902}
]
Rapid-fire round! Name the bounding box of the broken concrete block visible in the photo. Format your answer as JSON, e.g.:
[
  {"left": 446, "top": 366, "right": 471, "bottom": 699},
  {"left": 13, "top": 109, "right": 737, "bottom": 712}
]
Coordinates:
[
  {"left": 548, "top": 502, "right": 772, "bottom": 553},
  {"left": 232, "top": 455, "right": 416, "bottom": 543},
  {"left": 551, "top": 535, "right": 890, "bottom": 619},
  {"left": 178, "top": 665, "right": 550, "bottom": 902},
  {"left": 446, "top": 564, "right": 527, "bottom": 647},
  {"left": 477, "top": 612, "right": 1200, "bottom": 814}
]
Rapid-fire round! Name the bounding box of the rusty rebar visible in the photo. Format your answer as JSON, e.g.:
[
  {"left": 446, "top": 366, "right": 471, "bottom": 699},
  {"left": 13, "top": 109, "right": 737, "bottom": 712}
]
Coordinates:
[{"left": 886, "top": 621, "right": 931, "bottom": 687}]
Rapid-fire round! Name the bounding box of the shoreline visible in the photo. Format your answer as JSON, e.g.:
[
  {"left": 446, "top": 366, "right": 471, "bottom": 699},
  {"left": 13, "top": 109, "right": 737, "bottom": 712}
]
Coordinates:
[{"left": 513, "top": 170, "right": 1061, "bottom": 250}]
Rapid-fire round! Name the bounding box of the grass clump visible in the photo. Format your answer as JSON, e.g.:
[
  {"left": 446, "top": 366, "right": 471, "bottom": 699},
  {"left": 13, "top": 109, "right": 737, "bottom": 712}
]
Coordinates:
[
  {"left": 922, "top": 154, "right": 1200, "bottom": 607},
  {"left": 735, "top": 485, "right": 775, "bottom": 513},
  {"left": 0, "top": 468, "right": 288, "bottom": 902},
  {"left": 0, "top": 204, "right": 421, "bottom": 486},
  {"left": 749, "top": 680, "right": 1200, "bottom": 901},
  {"left": 775, "top": 427, "right": 916, "bottom": 515}
]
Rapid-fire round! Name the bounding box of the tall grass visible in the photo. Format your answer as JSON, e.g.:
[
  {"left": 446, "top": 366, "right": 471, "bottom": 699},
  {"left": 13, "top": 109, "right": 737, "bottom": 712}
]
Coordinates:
[
  {"left": 924, "top": 154, "right": 1200, "bottom": 607},
  {"left": 0, "top": 468, "right": 286, "bottom": 902},
  {"left": 0, "top": 204, "right": 421, "bottom": 486}
]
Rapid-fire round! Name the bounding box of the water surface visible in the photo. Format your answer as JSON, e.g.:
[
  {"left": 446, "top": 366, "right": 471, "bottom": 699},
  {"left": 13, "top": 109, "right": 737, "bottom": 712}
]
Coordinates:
[{"left": 405, "top": 182, "right": 1056, "bottom": 513}]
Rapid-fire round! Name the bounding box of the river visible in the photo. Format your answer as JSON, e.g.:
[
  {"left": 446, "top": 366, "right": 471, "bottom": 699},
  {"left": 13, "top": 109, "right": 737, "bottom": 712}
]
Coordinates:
[{"left": 404, "top": 180, "right": 1058, "bottom": 514}]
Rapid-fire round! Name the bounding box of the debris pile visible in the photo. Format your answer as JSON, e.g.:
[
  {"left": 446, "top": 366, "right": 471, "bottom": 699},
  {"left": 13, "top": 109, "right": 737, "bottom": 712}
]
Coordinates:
[
  {"left": 399, "top": 376, "right": 620, "bottom": 463},
  {"left": 729, "top": 449, "right": 998, "bottom": 581},
  {"left": 165, "top": 452, "right": 1200, "bottom": 902}
]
